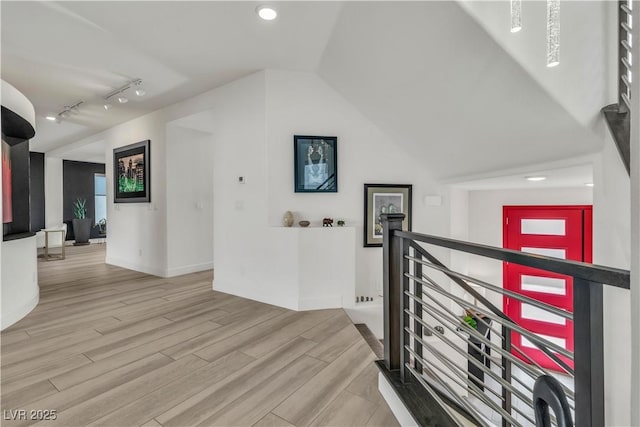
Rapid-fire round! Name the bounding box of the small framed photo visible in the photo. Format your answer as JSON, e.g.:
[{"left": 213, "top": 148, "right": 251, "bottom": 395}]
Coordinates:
[
  {"left": 294, "top": 135, "right": 337, "bottom": 192},
  {"left": 113, "top": 140, "right": 150, "bottom": 203},
  {"left": 364, "top": 184, "right": 412, "bottom": 247}
]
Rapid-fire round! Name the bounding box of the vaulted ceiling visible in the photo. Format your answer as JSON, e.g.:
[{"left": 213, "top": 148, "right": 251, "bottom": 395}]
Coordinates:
[
  {"left": 1, "top": 1, "right": 342, "bottom": 151},
  {"left": 1, "top": 1, "right": 616, "bottom": 180}
]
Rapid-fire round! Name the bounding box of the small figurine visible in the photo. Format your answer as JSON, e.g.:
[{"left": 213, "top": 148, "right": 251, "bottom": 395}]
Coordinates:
[
  {"left": 322, "top": 218, "right": 334, "bottom": 227},
  {"left": 337, "top": 220, "right": 345, "bottom": 227}
]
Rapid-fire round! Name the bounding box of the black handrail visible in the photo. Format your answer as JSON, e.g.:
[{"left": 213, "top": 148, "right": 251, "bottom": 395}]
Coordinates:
[
  {"left": 396, "top": 230, "right": 630, "bottom": 289},
  {"left": 533, "top": 375, "right": 574, "bottom": 427},
  {"left": 381, "top": 214, "right": 624, "bottom": 427}
]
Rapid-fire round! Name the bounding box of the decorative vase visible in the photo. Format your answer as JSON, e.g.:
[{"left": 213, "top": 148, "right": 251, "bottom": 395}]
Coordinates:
[
  {"left": 298, "top": 220, "right": 310, "bottom": 228},
  {"left": 283, "top": 211, "right": 294, "bottom": 227}
]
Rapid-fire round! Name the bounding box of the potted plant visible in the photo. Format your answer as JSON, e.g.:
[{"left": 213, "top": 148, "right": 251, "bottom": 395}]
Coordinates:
[{"left": 72, "top": 198, "right": 92, "bottom": 245}]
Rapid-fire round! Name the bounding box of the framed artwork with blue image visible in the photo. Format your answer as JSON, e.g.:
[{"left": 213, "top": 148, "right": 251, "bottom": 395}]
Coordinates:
[{"left": 293, "top": 135, "right": 337, "bottom": 193}]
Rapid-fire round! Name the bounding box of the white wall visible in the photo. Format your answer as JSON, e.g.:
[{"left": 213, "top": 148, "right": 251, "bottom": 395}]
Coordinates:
[
  {"left": 60, "top": 70, "right": 454, "bottom": 308},
  {"left": 103, "top": 113, "right": 168, "bottom": 276},
  {"left": 593, "top": 134, "right": 631, "bottom": 427},
  {"left": 44, "top": 155, "right": 63, "bottom": 228},
  {"left": 165, "top": 124, "right": 214, "bottom": 276},
  {"left": 265, "top": 70, "right": 450, "bottom": 297},
  {"left": 1, "top": 237, "right": 38, "bottom": 330}
]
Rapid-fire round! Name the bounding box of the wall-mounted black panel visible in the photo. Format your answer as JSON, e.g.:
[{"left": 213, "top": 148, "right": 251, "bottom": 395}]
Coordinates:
[
  {"left": 29, "top": 152, "right": 45, "bottom": 232},
  {"left": 63, "top": 160, "right": 105, "bottom": 240},
  {"left": 3, "top": 139, "right": 31, "bottom": 238}
]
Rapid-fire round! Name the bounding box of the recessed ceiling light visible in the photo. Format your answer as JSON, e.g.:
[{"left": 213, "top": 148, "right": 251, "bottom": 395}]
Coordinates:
[
  {"left": 585, "top": 183, "right": 594, "bottom": 187},
  {"left": 526, "top": 176, "right": 547, "bottom": 182},
  {"left": 256, "top": 5, "right": 277, "bottom": 20},
  {"left": 135, "top": 88, "right": 146, "bottom": 97},
  {"left": 45, "top": 116, "right": 56, "bottom": 121},
  {"left": 118, "top": 97, "right": 128, "bottom": 104},
  {"left": 103, "top": 103, "right": 112, "bottom": 110}
]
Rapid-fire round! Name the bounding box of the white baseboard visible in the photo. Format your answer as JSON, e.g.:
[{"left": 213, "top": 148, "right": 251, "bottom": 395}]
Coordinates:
[
  {"left": 345, "top": 303, "right": 384, "bottom": 339},
  {"left": 378, "top": 372, "right": 418, "bottom": 427},
  {"left": 298, "top": 295, "right": 343, "bottom": 310},
  {"left": 105, "top": 256, "right": 165, "bottom": 277},
  {"left": 212, "top": 280, "right": 298, "bottom": 311},
  {"left": 1, "top": 292, "right": 39, "bottom": 331},
  {"left": 165, "top": 262, "right": 213, "bottom": 278}
]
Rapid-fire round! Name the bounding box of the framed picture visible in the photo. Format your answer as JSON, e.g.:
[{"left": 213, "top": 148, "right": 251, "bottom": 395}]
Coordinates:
[
  {"left": 363, "top": 184, "right": 412, "bottom": 247},
  {"left": 113, "top": 140, "right": 150, "bottom": 203},
  {"left": 294, "top": 135, "right": 337, "bottom": 192}
]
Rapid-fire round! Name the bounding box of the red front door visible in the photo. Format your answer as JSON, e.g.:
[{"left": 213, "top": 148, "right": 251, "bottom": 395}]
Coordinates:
[{"left": 503, "top": 206, "right": 592, "bottom": 371}]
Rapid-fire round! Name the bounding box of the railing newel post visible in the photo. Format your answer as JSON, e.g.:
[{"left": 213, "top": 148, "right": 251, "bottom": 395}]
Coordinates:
[
  {"left": 382, "top": 213, "right": 406, "bottom": 372},
  {"left": 573, "top": 278, "right": 604, "bottom": 427}
]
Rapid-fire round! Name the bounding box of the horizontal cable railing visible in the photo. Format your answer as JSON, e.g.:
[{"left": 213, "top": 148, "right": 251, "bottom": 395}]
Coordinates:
[
  {"left": 619, "top": 0, "right": 633, "bottom": 112},
  {"left": 380, "top": 213, "right": 631, "bottom": 427}
]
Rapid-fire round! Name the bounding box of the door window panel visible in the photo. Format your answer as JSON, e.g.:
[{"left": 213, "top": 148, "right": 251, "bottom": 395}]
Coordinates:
[
  {"left": 521, "top": 334, "right": 566, "bottom": 350},
  {"left": 521, "top": 218, "right": 566, "bottom": 236},
  {"left": 521, "top": 247, "right": 566, "bottom": 259},
  {"left": 521, "top": 303, "right": 566, "bottom": 325},
  {"left": 521, "top": 275, "right": 566, "bottom": 295}
]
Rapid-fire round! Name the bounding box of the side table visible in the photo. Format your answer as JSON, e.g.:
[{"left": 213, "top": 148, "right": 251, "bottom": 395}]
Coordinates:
[{"left": 44, "top": 229, "right": 66, "bottom": 261}]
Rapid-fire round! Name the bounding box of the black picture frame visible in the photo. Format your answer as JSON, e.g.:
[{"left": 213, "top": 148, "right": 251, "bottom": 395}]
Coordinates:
[
  {"left": 113, "top": 140, "right": 150, "bottom": 203},
  {"left": 363, "top": 183, "right": 412, "bottom": 247},
  {"left": 293, "top": 135, "right": 337, "bottom": 193}
]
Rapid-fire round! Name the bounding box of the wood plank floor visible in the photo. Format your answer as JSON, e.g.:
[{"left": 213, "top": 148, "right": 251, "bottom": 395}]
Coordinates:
[{"left": 1, "top": 244, "right": 398, "bottom": 427}]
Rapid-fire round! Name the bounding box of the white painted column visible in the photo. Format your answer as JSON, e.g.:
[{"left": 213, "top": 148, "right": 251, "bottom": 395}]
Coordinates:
[
  {"left": 629, "top": 1, "right": 640, "bottom": 424},
  {"left": 44, "top": 156, "right": 64, "bottom": 228}
]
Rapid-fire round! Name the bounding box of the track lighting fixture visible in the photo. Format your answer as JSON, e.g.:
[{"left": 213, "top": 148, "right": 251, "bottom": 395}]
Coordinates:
[
  {"left": 48, "top": 79, "right": 145, "bottom": 123},
  {"left": 133, "top": 80, "right": 146, "bottom": 97},
  {"left": 48, "top": 100, "right": 84, "bottom": 123},
  {"left": 103, "top": 78, "right": 145, "bottom": 110}
]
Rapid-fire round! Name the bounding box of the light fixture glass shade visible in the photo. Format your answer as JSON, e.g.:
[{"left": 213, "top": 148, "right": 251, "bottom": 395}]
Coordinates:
[
  {"left": 546, "top": 0, "right": 560, "bottom": 67},
  {"left": 103, "top": 103, "right": 111, "bottom": 110},
  {"left": 510, "top": 0, "right": 522, "bottom": 33},
  {"left": 526, "top": 176, "right": 547, "bottom": 182},
  {"left": 118, "top": 96, "right": 128, "bottom": 104},
  {"left": 45, "top": 116, "right": 57, "bottom": 121},
  {"left": 256, "top": 6, "right": 277, "bottom": 20},
  {"left": 135, "top": 88, "right": 146, "bottom": 97}
]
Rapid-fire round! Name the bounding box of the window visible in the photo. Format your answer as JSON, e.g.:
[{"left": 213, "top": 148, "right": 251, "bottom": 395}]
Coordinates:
[{"left": 94, "top": 174, "right": 107, "bottom": 226}]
